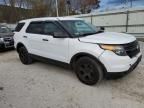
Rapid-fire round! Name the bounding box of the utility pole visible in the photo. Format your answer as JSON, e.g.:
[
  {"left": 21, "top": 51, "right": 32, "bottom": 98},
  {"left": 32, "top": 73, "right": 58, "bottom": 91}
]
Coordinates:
[
  {"left": 55, "top": 0, "right": 59, "bottom": 17},
  {"left": 66, "top": 0, "right": 71, "bottom": 16},
  {"left": 66, "top": 5, "right": 70, "bottom": 15}
]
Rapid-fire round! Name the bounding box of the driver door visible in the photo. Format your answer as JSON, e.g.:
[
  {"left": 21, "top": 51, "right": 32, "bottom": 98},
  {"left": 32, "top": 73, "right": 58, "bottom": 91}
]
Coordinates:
[{"left": 41, "top": 21, "right": 69, "bottom": 63}]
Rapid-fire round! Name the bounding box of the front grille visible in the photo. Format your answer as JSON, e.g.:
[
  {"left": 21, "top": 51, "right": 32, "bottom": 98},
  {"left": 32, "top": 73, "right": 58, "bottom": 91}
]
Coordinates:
[
  {"left": 122, "top": 40, "right": 140, "bottom": 58},
  {"left": 3, "top": 37, "right": 14, "bottom": 47}
]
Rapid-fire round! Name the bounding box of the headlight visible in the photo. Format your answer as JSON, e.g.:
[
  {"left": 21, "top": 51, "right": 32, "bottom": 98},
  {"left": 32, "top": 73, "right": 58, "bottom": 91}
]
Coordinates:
[
  {"left": 0, "top": 38, "right": 4, "bottom": 42},
  {"left": 99, "top": 44, "right": 127, "bottom": 56}
]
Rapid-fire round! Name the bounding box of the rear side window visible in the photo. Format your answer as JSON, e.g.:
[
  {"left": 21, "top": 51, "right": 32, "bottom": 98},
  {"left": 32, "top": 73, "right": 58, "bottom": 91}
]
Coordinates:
[
  {"left": 26, "top": 22, "right": 43, "bottom": 34},
  {"left": 15, "top": 23, "right": 25, "bottom": 32},
  {"left": 43, "top": 22, "right": 63, "bottom": 35}
]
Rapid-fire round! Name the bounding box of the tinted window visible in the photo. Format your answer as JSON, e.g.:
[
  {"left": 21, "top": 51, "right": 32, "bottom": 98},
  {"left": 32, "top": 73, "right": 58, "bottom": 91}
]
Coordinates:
[
  {"left": 43, "top": 22, "right": 63, "bottom": 35},
  {"left": 15, "top": 23, "right": 25, "bottom": 32},
  {"left": 26, "top": 22, "right": 43, "bottom": 34}
]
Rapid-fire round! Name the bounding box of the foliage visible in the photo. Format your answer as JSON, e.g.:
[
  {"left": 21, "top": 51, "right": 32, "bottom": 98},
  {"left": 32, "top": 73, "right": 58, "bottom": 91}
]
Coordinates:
[
  {"left": 0, "top": 0, "right": 100, "bottom": 23},
  {"left": 80, "top": 0, "right": 100, "bottom": 13}
]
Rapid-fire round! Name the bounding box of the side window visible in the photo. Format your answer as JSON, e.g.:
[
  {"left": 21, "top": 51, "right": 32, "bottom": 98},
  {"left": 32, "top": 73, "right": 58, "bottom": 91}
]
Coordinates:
[
  {"left": 26, "top": 22, "right": 43, "bottom": 34},
  {"left": 15, "top": 23, "right": 25, "bottom": 32},
  {"left": 43, "top": 22, "right": 64, "bottom": 35}
]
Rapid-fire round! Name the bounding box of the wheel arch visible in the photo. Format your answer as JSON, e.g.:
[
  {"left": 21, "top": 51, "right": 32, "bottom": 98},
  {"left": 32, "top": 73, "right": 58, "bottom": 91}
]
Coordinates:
[
  {"left": 70, "top": 52, "right": 107, "bottom": 74},
  {"left": 16, "top": 42, "right": 26, "bottom": 53}
]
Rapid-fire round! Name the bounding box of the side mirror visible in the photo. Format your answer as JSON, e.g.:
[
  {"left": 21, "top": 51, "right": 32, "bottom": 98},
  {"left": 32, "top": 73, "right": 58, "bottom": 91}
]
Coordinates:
[
  {"left": 53, "top": 32, "right": 68, "bottom": 38},
  {"left": 100, "top": 27, "right": 105, "bottom": 31},
  {"left": 95, "top": 26, "right": 105, "bottom": 32}
]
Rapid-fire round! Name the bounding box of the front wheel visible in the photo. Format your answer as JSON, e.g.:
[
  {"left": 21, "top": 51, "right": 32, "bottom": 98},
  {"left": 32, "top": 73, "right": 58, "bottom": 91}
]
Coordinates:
[
  {"left": 75, "top": 57, "right": 103, "bottom": 85},
  {"left": 18, "top": 47, "right": 33, "bottom": 65}
]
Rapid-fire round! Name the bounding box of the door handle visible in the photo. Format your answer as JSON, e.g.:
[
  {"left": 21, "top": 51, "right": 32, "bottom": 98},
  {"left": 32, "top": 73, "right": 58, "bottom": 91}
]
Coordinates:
[
  {"left": 23, "top": 36, "right": 27, "bottom": 38},
  {"left": 42, "top": 39, "right": 49, "bottom": 41}
]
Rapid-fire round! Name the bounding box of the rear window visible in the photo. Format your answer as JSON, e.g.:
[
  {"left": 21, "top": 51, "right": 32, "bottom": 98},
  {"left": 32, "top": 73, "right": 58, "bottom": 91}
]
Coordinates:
[
  {"left": 15, "top": 23, "right": 25, "bottom": 32},
  {"left": 26, "top": 22, "right": 43, "bottom": 34}
]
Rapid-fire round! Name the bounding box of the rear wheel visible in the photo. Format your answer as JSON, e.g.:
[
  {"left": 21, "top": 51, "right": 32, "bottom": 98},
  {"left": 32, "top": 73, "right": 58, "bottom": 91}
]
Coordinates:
[
  {"left": 18, "top": 46, "right": 33, "bottom": 65},
  {"left": 75, "top": 57, "right": 103, "bottom": 85}
]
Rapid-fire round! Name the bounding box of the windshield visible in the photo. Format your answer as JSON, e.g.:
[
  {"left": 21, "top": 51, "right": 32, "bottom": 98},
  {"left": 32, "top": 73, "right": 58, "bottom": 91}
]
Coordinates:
[
  {"left": 61, "top": 20, "right": 99, "bottom": 37},
  {"left": 0, "top": 26, "right": 12, "bottom": 33}
]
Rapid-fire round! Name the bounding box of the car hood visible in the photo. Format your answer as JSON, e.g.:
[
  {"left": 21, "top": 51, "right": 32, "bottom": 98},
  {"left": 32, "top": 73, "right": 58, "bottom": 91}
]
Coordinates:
[
  {"left": 0, "top": 33, "right": 14, "bottom": 38},
  {"left": 79, "top": 32, "right": 136, "bottom": 44}
]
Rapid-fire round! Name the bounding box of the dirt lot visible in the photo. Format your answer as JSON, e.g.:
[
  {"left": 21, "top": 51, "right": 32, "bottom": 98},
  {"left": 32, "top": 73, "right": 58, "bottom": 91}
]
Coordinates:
[{"left": 0, "top": 42, "right": 144, "bottom": 108}]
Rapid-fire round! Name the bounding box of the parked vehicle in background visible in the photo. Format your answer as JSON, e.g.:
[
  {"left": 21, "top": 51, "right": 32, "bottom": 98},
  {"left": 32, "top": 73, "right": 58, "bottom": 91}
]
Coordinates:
[
  {"left": 0, "top": 25, "right": 14, "bottom": 51},
  {"left": 14, "top": 17, "right": 142, "bottom": 85}
]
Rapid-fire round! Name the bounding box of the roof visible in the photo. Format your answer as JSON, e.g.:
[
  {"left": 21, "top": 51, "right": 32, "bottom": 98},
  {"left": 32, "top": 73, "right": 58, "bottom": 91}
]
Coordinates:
[{"left": 19, "top": 17, "right": 83, "bottom": 23}]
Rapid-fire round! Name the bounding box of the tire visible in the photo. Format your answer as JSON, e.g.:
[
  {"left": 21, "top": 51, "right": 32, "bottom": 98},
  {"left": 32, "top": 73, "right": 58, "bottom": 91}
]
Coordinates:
[
  {"left": 75, "top": 57, "right": 103, "bottom": 85},
  {"left": 0, "top": 46, "right": 5, "bottom": 52},
  {"left": 18, "top": 46, "right": 33, "bottom": 65}
]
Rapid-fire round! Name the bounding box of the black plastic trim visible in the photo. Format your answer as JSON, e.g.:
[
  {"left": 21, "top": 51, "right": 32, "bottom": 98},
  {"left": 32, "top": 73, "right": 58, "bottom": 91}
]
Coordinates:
[
  {"left": 30, "top": 54, "right": 70, "bottom": 69},
  {"left": 70, "top": 52, "right": 107, "bottom": 73}
]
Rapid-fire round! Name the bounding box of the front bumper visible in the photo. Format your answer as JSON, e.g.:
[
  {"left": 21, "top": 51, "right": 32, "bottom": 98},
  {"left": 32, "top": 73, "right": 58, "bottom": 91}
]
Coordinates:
[
  {"left": 99, "top": 50, "right": 142, "bottom": 73},
  {"left": 0, "top": 41, "right": 14, "bottom": 51},
  {"left": 105, "top": 55, "right": 142, "bottom": 79}
]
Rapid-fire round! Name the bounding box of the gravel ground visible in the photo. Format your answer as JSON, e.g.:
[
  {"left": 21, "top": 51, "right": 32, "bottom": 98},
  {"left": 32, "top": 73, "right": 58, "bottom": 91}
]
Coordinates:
[{"left": 0, "top": 42, "right": 144, "bottom": 108}]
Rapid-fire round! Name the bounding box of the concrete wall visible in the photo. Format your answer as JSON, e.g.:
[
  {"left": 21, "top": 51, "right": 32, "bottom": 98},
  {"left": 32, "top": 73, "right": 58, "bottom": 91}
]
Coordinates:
[{"left": 71, "top": 7, "right": 144, "bottom": 38}]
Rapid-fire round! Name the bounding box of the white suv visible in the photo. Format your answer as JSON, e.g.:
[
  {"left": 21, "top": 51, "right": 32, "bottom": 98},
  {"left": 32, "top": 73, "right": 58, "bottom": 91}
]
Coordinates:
[{"left": 14, "top": 17, "right": 142, "bottom": 85}]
